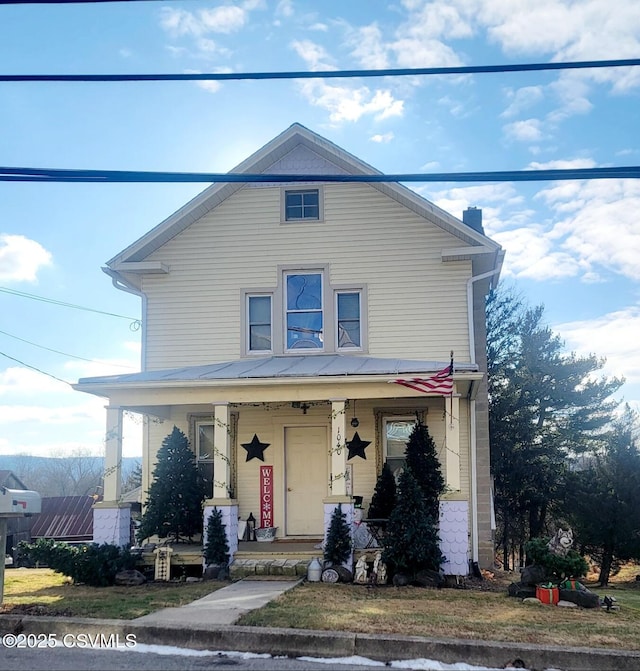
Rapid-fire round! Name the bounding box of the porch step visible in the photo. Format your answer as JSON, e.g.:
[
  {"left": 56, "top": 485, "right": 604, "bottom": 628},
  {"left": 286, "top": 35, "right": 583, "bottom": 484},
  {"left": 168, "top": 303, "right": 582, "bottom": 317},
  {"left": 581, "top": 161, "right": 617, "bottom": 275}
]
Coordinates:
[{"left": 230, "top": 557, "right": 312, "bottom": 579}]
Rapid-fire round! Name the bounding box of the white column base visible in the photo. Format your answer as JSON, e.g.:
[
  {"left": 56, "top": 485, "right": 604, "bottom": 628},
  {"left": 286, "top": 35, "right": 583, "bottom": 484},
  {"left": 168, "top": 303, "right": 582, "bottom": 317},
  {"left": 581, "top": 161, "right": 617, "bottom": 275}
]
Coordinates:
[
  {"left": 439, "top": 500, "right": 470, "bottom": 576},
  {"left": 92, "top": 503, "right": 131, "bottom": 547}
]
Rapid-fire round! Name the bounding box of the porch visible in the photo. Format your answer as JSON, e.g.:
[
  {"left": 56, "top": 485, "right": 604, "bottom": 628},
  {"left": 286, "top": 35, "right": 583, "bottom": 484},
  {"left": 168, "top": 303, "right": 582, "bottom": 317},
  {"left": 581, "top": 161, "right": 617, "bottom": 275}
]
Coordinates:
[{"left": 135, "top": 539, "right": 378, "bottom": 579}]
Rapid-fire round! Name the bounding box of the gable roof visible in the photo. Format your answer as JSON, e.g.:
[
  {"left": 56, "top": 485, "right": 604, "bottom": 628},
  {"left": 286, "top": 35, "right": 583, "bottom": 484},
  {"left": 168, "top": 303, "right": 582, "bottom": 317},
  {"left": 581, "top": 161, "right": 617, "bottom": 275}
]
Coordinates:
[
  {"left": 106, "top": 123, "right": 502, "bottom": 281},
  {"left": 0, "top": 470, "right": 28, "bottom": 490}
]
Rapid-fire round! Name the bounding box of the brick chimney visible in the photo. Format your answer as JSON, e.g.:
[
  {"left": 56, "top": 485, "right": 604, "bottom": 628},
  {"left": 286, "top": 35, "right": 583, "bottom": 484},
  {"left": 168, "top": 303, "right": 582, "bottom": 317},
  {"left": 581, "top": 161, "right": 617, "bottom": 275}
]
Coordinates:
[{"left": 463, "top": 207, "right": 483, "bottom": 234}]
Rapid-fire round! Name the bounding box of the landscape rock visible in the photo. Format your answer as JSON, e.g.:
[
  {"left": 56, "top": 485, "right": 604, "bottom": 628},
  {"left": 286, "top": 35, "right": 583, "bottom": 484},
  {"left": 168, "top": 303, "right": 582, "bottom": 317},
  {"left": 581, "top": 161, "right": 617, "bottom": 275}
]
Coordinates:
[
  {"left": 522, "top": 597, "right": 543, "bottom": 605},
  {"left": 557, "top": 600, "right": 578, "bottom": 608},
  {"left": 114, "top": 569, "right": 146, "bottom": 586}
]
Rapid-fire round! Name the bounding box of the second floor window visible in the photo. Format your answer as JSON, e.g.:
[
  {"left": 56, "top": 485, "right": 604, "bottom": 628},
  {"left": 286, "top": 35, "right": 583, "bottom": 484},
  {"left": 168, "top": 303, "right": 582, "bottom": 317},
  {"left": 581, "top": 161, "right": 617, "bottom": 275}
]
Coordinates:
[
  {"left": 248, "top": 295, "right": 272, "bottom": 352},
  {"left": 286, "top": 272, "right": 323, "bottom": 349},
  {"left": 285, "top": 189, "right": 320, "bottom": 221},
  {"left": 337, "top": 291, "right": 361, "bottom": 348}
]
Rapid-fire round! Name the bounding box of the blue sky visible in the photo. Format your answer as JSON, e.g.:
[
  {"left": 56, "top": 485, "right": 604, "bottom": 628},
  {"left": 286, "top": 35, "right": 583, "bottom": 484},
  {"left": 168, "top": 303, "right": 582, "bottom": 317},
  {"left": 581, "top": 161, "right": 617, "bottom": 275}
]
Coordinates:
[{"left": 1, "top": 0, "right": 639, "bottom": 459}]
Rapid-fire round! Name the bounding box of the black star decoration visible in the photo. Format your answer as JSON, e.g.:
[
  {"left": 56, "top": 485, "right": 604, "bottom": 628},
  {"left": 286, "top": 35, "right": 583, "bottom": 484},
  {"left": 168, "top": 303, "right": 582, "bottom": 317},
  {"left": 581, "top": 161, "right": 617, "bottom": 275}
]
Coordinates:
[
  {"left": 347, "top": 431, "right": 371, "bottom": 460},
  {"left": 242, "top": 434, "right": 270, "bottom": 462}
]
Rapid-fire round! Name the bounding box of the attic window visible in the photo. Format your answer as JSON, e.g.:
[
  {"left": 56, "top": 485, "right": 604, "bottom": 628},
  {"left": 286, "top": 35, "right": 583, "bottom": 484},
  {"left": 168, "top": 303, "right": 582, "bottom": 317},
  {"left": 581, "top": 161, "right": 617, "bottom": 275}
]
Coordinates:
[{"left": 284, "top": 189, "right": 320, "bottom": 221}]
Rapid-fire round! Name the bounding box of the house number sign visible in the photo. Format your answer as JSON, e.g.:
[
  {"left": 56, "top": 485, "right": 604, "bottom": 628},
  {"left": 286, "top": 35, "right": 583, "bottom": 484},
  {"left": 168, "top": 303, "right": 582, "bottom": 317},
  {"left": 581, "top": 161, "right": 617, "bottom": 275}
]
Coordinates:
[{"left": 260, "top": 465, "right": 273, "bottom": 529}]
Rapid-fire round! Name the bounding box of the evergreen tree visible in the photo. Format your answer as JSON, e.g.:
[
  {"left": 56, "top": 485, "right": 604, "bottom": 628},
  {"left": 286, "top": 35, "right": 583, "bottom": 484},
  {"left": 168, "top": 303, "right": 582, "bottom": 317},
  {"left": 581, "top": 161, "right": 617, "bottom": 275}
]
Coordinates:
[
  {"left": 137, "top": 426, "right": 207, "bottom": 543},
  {"left": 203, "top": 508, "right": 230, "bottom": 566},
  {"left": 486, "top": 287, "right": 623, "bottom": 568},
  {"left": 566, "top": 405, "right": 640, "bottom": 585},
  {"left": 382, "top": 469, "right": 444, "bottom": 577},
  {"left": 324, "top": 504, "right": 352, "bottom": 566},
  {"left": 122, "top": 461, "right": 142, "bottom": 494},
  {"left": 404, "top": 420, "right": 445, "bottom": 520},
  {"left": 367, "top": 463, "right": 397, "bottom": 519}
]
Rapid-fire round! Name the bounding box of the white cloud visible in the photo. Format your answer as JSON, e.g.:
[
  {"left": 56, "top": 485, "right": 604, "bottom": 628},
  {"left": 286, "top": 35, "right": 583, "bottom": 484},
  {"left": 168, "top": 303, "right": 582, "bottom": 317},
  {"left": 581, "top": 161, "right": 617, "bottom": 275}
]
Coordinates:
[
  {"left": 501, "top": 85, "right": 545, "bottom": 118},
  {"left": 0, "top": 234, "right": 52, "bottom": 283},
  {"left": 504, "top": 118, "right": 544, "bottom": 142},
  {"left": 556, "top": 305, "right": 640, "bottom": 384},
  {"left": 290, "top": 39, "right": 336, "bottom": 71},
  {"left": 536, "top": 178, "right": 640, "bottom": 281},
  {"left": 160, "top": 6, "right": 247, "bottom": 37},
  {"left": 298, "top": 81, "right": 404, "bottom": 123},
  {"left": 370, "top": 132, "right": 394, "bottom": 144},
  {"left": 492, "top": 225, "right": 582, "bottom": 280},
  {"left": 275, "top": 0, "right": 294, "bottom": 18},
  {"left": 348, "top": 24, "right": 389, "bottom": 69}
]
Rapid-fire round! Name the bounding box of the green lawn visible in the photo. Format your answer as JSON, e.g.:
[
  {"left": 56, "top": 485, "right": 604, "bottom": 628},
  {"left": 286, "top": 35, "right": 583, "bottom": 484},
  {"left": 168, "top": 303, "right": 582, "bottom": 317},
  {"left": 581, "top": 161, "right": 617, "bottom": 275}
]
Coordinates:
[
  {"left": 3, "top": 566, "right": 640, "bottom": 651},
  {"left": 1, "top": 568, "right": 224, "bottom": 620}
]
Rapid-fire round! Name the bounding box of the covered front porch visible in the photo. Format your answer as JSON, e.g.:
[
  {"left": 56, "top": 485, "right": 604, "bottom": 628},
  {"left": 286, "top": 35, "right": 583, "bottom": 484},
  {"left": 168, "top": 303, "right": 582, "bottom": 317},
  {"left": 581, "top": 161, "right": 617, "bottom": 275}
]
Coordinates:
[{"left": 74, "top": 355, "right": 483, "bottom": 572}]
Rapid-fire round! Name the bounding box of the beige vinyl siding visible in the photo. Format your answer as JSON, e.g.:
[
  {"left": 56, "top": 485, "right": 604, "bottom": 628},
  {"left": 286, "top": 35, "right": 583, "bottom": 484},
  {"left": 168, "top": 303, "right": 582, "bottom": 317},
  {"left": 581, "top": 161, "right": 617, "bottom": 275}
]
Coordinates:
[
  {"left": 140, "top": 183, "right": 473, "bottom": 370},
  {"left": 140, "top": 398, "right": 471, "bottom": 529}
]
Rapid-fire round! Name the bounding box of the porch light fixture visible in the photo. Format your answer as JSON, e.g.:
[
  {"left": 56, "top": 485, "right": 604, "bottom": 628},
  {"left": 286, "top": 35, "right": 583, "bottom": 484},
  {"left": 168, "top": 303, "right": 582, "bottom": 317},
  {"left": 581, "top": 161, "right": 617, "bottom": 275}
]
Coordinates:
[
  {"left": 350, "top": 399, "right": 359, "bottom": 428},
  {"left": 292, "top": 401, "right": 310, "bottom": 414}
]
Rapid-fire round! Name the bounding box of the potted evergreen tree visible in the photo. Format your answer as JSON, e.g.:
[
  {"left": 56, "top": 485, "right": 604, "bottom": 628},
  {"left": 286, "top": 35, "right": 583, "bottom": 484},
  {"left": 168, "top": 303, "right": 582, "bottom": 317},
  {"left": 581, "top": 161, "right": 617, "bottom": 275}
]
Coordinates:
[
  {"left": 203, "top": 508, "right": 230, "bottom": 580},
  {"left": 322, "top": 504, "right": 353, "bottom": 582}
]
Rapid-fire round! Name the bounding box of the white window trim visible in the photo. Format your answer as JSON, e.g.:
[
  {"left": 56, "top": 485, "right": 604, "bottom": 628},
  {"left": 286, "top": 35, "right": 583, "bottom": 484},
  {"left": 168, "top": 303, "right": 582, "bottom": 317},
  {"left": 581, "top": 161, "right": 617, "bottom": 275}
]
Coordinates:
[
  {"left": 242, "top": 290, "right": 274, "bottom": 356},
  {"left": 280, "top": 186, "right": 325, "bottom": 224},
  {"left": 241, "top": 265, "right": 368, "bottom": 356},
  {"left": 335, "top": 287, "right": 366, "bottom": 352}
]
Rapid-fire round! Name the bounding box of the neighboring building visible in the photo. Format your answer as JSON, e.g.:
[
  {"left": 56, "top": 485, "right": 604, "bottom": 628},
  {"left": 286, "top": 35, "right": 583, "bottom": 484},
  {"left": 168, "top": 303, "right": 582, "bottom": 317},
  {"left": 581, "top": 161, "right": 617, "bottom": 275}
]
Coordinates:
[
  {"left": 0, "top": 470, "right": 32, "bottom": 560},
  {"left": 74, "top": 123, "right": 504, "bottom": 572},
  {"left": 30, "top": 496, "right": 94, "bottom": 544}
]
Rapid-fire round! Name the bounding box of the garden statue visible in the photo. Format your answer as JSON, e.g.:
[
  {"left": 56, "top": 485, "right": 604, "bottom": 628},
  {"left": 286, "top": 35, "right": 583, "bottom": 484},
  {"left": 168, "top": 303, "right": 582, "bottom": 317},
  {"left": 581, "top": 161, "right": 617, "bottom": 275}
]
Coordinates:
[
  {"left": 547, "top": 528, "right": 573, "bottom": 557},
  {"left": 355, "top": 555, "right": 368, "bottom": 584},
  {"left": 373, "top": 551, "right": 387, "bottom": 585}
]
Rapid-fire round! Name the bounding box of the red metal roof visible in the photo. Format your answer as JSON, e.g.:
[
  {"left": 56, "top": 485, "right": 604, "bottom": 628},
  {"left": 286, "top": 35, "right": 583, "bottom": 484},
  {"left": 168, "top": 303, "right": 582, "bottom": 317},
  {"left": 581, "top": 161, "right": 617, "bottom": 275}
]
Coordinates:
[{"left": 30, "top": 496, "right": 94, "bottom": 542}]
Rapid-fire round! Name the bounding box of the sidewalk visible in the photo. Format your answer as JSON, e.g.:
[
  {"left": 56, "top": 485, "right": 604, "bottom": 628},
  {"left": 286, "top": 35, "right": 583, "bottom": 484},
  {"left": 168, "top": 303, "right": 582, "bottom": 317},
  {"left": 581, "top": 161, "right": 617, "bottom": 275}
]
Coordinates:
[
  {"left": 2, "top": 577, "right": 640, "bottom": 671},
  {"left": 133, "top": 577, "right": 303, "bottom": 627}
]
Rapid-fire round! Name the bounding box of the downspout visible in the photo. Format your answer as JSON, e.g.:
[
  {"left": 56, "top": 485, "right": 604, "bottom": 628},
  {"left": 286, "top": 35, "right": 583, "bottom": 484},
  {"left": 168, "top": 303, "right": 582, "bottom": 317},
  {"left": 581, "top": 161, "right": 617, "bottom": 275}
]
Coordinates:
[
  {"left": 102, "top": 267, "right": 146, "bottom": 369},
  {"left": 467, "top": 265, "right": 501, "bottom": 564},
  {"left": 102, "top": 267, "right": 151, "bottom": 506}
]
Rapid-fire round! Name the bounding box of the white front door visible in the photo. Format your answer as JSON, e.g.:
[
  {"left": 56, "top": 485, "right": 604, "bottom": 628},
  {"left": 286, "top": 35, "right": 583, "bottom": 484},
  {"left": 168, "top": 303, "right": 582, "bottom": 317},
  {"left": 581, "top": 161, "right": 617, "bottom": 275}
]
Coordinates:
[{"left": 285, "top": 425, "right": 328, "bottom": 536}]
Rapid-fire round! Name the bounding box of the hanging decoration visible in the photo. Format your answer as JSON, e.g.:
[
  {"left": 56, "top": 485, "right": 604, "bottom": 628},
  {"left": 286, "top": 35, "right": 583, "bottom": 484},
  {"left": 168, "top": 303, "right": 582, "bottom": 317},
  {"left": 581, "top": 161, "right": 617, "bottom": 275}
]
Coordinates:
[
  {"left": 347, "top": 431, "right": 371, "bottom": 460},
  {"left": 242, "top": 434, "right": 270, "bottom": 462},
  {"left": 350, "top": 399, "right": 359, "bottom": 428}
]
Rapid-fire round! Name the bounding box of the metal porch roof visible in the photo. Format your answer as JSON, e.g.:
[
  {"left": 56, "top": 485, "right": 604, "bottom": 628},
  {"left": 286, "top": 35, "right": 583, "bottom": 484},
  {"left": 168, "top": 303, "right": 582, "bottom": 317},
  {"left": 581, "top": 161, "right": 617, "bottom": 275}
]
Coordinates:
[{"left": 77, "top": 354, "right": 478, "bottom": 386}]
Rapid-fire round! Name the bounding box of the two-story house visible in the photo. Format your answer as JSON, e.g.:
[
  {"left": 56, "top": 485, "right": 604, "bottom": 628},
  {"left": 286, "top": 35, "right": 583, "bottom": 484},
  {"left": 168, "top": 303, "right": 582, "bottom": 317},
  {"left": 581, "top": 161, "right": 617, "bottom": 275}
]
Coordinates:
[{"left": 74, "top": 123, "right": 503, "bottom": 573}]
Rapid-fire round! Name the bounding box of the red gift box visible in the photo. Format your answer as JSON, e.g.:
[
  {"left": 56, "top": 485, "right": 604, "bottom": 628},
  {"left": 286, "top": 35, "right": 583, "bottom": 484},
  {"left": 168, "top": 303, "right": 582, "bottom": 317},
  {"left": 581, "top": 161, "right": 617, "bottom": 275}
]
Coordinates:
[{"left": 536, "top": 585, "right": 559, "bottom": 605}]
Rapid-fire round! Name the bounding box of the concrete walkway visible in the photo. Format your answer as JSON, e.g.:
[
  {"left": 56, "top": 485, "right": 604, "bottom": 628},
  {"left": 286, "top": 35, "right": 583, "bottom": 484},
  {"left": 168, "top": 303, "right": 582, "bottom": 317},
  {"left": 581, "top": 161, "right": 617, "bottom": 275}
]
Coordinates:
[{"left": 133, "top": 577, "right": 303, "bottom": 627}]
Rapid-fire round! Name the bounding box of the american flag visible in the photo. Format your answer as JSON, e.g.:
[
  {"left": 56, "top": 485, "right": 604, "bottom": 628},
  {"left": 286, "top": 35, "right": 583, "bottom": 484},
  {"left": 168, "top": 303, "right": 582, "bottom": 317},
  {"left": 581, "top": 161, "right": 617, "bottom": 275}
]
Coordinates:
[{"left": 390, "top": 359, "right": 454, "bottom": 396}]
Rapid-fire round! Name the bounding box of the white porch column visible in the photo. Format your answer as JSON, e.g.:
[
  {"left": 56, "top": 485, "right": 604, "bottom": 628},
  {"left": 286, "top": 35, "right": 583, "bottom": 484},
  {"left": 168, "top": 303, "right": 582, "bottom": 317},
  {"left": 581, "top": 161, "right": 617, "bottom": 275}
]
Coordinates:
[
  {"left": 445, "top": 394, "right": 461, "bottom": 492},
  {"left": 329, "top": 400, "right": 348, "bottom": 496},
  {"left": 213, "top": 402, "right": 231, "bottom": 499},
  {"left": 93, "top": 404, "right": 130, "bottom": 546},
  {"left": 104, "top": 405, "right": 123, "bottom": 502}
]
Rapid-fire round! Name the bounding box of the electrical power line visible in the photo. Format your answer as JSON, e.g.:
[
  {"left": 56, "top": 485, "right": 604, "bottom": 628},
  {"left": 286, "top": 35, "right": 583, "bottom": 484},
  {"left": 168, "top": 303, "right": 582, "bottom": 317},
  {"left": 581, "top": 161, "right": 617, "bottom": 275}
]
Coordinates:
[
  {"left": 2, "top": 58, "right": 639, "bottom": 83},
  {"left": 0, "top": 328, "right": 137, "bottom": 369},
  {"left": 0, "top": 286, "right": 139, "bottom": 321},
  {"left": 1, "top": 166, "right": 639, "bottom": 184},
  {"left": 0, "top": 350, "right": 71, "bottom": 386}
]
